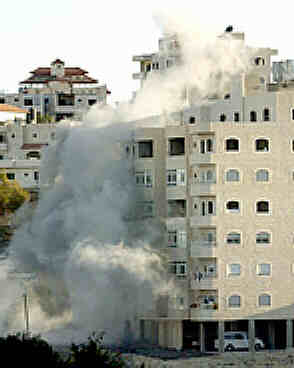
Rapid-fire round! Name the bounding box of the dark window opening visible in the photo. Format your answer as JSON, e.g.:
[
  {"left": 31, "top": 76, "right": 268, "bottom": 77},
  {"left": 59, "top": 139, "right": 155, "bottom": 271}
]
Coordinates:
[
  {"left": 34, "top": 171, "right": 39, "bottom": 181},
  {"left": 233, "top": 112, "right": 240, "bottom": 122},
  {"left": 256, "top": 201, "right": 269, "bottom": 213},
  {"left": 224, "top": 94, "right": 231, "bottom": 99},
  {"left": 6, "top": 173, "right": 15, "bottom": 180},
  {"left": 56, "top": 113, "right": 74, "bottom": 122},
  {"left": 263, "top": 108, "right": 270, "bottom": 121},
  {"left": 146, "top": 63, "right": 151, "bottom": 72},
  {"left": 0, "top": 156, "right": 3, "bottom": 160},
  {"left": 26, "top": 151, "right": 41, "bottom": 160},
  {"left": 24, "top": 98, "right": 33, "bottom": 106},
  {"left": 0, "top": 135, "right": 6, "bottom": 143},
  {"left": 255, "top": 57, "right": 265, "bottom": 66},
  {"left": 220, "top": 113, "right": 226, "bottom": 122},
  {"left": 169, "top": 137, "right": 185, "bottom": 156},
  {"left": 226, "top": 201, "right": 240, "bottom": 211},
  {"left": 256, "top": 139, "right": 269, "bottom": 152},
  {"left": 58, "top": 94, "right": 74, "bottom": 106},
  {"left": 14, "top": 98, "right": 19, "bottom": 102},
  {"left": 167, "top": 199, "right": 186, "bottom": 217},
  {"left": 226, "top": 138, "right": 239, "bottom": 151},
  {"left": 88, "top": 99, "right": 97, "bottom": 106},
  {"left": 189, "top": 116, "right": 195, "bottom": 124},
  {"left": 0, "top": 98, "right": 5, "bottom": 104},
  {"left": 138, "top": 140, "right": 153, "bottom": 158},
  {"left": 227, "top": 232, "right": 241, "bottom": 244},
  {"left": 292, "top": 109, "right": 294, "bottom": 121},
  {"left": 250, "top": 111, "right": 257, "bottom": 122},
  {"left": 11, "top": 134, "right": 15, "bottom": 139}
]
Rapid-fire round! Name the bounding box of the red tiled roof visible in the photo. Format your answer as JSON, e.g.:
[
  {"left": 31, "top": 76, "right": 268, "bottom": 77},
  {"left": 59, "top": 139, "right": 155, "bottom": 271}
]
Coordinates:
[
  {"left": 21, "top": 143, "right": 48, "bottom": 150},
  {"left": 29, "top": 67, "right": 88, "bottom": 76},
  {"left": 0, "top": 104, "right": 28, "bottom": 113}
]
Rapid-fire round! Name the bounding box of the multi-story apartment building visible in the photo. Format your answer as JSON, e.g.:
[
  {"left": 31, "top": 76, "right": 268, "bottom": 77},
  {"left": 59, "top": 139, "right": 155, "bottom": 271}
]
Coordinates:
[
  {"left": 131, "top": 30, "right": 294, "bottom": 352},
  {"left": 0, "top": 59, "right": 109, "bottom": 122}
]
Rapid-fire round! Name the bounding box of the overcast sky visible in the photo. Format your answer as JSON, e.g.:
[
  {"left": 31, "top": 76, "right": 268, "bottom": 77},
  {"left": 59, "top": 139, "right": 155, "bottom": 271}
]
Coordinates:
[{"left": 1, "top": 0, "right": 294, "bottom": 103}]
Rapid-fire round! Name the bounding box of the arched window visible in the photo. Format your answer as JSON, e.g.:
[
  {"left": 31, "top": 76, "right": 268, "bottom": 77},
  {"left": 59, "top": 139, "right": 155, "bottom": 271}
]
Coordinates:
[
  {"left": 255, "top": 139, "right": 269, "bottom": 152},
  {"left": 228, "top": 295, "right": 241, "bottom": 308},
  {"left": 250, "top": 111, "right": 257, "bottom": 122},
  {"left": 226, "top": 232, "right": 241, "bottom": 244},
  {"left": 256, "top": 169, "right": 269, "bottom": 182},
  {"left": 256, "top": 201, "right": 269, "bottom": 213},
  {"left": 206, "top": 170, "right": 214, "bottom": 182},
  {"left": 256, "top": 232, "right": 271, "bottom": 244},
  {"left": 226, "top": 169, "right": 240, "bottom": 182},
  {"left": 225, "top": 138, "right": 239, "bottom": 152},
  {"left": 255, "top": 57, "right": 265, "bottom": 66},
  {"left": 263, "top": 108, "right": 270, "bottom": 122},
  {"left": 258, "top": 294, "right": 271, "bottom": 306}
]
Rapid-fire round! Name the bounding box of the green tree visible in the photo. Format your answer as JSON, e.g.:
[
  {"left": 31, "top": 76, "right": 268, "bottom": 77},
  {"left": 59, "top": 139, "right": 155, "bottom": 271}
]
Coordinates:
[
  {"left": 0, "top": 171, "right": 30, "bottom": 214},
  {"left": 66, "top": 332, "right": 126, "bottom": 368}
]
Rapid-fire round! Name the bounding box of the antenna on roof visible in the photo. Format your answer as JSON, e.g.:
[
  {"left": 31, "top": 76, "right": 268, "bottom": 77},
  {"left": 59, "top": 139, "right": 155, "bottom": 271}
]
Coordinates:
[{"left": 225, "top": 25, "right": 233, "bottom": 32}]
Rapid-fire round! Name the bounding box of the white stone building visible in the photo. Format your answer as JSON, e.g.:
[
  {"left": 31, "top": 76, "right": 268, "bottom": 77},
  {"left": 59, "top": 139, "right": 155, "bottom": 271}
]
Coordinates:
[{"left": 130, "top": 29, "right": 294, "bottom": 352}]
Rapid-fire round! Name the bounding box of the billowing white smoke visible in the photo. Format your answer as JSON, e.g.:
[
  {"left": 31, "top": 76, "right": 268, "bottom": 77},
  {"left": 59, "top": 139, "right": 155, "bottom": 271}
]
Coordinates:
[{"left": 2, "top": 12, "right": 254, "bottom": 344}]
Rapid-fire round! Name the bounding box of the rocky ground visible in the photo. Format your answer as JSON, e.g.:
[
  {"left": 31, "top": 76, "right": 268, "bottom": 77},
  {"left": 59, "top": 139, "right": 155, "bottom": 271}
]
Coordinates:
[{"left": 122, "top": 350, "right": 294, "bottom": 367}]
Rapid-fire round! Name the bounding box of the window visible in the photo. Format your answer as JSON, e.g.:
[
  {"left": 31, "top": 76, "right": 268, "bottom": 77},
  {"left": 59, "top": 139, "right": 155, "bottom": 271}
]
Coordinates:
[
  {"left": 139, "top": 201, "right": 154, "bottom": 218},
  {"left": 168, "top": 137, "right": 185, "bottom": 156},
  {"left": 256, "top": 201, "right": 269, "bottom": 214},
  {"left": 200, "top": 230, "right": 216, "bottom": 245},
  {"left": 34, "top": 171, "right": 39, "bottom": 181},
  {"left": 225, "top": 138, "right": 239, "bottom": 152},
  {"left": 32, "top": 133, "right": 37, "bottom": 139},
  {"left": 168, "top": 261, "right": 187, "bottom": 277},
  {"left": 11, "top": 134, "right": 15, "bottom": 139},
  {"left": 220, "top": 113, "right": 226, "bottom": 122},
  {"left": 0, "top": 98, "right": 5, "bottom": 104},
  {"left": 167, "top": 230, "right": 187, "bottom": 248},
  {"left": 200, "top": 169, "right": 216, "bottom": 183},
  {"left": 166, "top": 169, "right": 185, "bottom": 186},
  {"left": 24, "top": 173, "right": 29, "bottom": 177},
  {"left": 256, "top": 169, "right": 269, "bottom": 182},
  {"left": 255, "top": 57, "right": 265, "bottom": 66},
  {"left": 226, "top": 169, "right": 240, "bottom": 182},
  {"left": 228, "top": 295, "right": 241, "bottom": 308},
  {"left": 200, "top": 138, "right": 213, "bottom": 153},
  {"left": 257, "top": 263, "right": 271, "bottom": 276},
  {"left": 258, "top": 294, "right": 271, "bottom": 307},
  {"left": 168, "top": 200, "right": 186, "bottom": 217},
  {"left": 26, "top": 151, "right": 40, "bottom": 160},
  {"left": 256, "top": 231, "right": 271, "bottom": 244},
  {"left": 226, "top": 201, "right": 240, "bottom": 213},
  {"left": 189, "top": 116, "right": 196, "bottom": 124},
  {"left": 88, "top": 99, "right": 97, "bottom": 106},
  {"left": 135, "top": 169, "right": 152, "bottom": 187},
  {"left": 292, "top": 109, "right": 294, "bottom": 121},
  {"left": 227, "top": 264, "right": 241, "bottom": 276},
  {"left": 24, "top": 98, "right": 33, "bottom": 106},
  {"left": 6, "top": 173, "right": 15, "bottom": 180},
  {"left": 200, "top": 199, "right": 215, "bottom": 216},
  {"left": 227, "top": 232, "right": 241, "bottom": 244},
  {"left": 58, "top": 94, "right": 74, "bottom": 106},
  {"left": 233, "top": 112, "right": 240, "bottom": 122},
  {"left": 255, "top": 139, "right": 269, "bottom": 152},
  {"left": 292, "top": 140, "right": 294, "bottom": 152},
  {"left": 250, "top": 111, "right": 257, "bottom": 122},
  {"left": 138, "top": 140, "right": 153, "bottom": 158},
  {"left": 224, "top": 94, "right": 231, "bottom": 100},
  {"left": 263, "top": 108, "right": 270, "bottom": 121}
]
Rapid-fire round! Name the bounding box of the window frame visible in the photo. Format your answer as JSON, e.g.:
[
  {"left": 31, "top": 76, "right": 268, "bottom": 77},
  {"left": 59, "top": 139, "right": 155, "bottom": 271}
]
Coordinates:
[
  {"left": 258, "top": 293, "right": 271, "bottom": 307},
  {"left": 256, "top": 231, "right": 271, "bottom": 245},
  {"left": 263, "top": 107, "right": 270, "bottom": 122},
  {"left": 225, "top": 137, "right": 240, "bottom": 152},
  {"left": 225, "top": 168, "right": 240, "bottom": 183},
  {"left": 166, "top": 168, "right": 186, "bottom": 186},
  {"left": 135, "top": 169, "right": 153, "bottom": 188},
  {"left": 256, "top": 200, "right": 270, "bottom": 215},
  {"left": 226, "top": 231, "right": 241, "bottom": 245},
  {"left": 227, "top": 263, "right": 241, "bottom": 277},
  {"left": 255, "top": 168, "right": 270, "bottom": 182},
  {"left": 228, "top": 294, "right": 241, "bottom": 308},
  {"left": 226, "top": 200, "right": 240, "bottom": 214},
  {"left": 255, "top": 138, "right": 270, "bottom": 152},
  {"left": 256, "top": 263, "right": 271, "bottom": 276},
  {"left": 250, "top": 110, "right": 257, "bottom": 122}
]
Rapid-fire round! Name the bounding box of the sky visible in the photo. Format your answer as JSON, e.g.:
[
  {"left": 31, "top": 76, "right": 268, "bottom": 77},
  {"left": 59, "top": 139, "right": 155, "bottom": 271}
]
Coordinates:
[{"left": 1, "top": 0, "right": 294, "bottom": 104}]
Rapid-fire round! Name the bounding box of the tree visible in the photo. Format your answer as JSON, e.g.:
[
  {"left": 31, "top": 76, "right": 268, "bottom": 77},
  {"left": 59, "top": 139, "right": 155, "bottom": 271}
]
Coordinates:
[
  {"left": 66, "top": 332, "right": 126, "bottom": 368},
  {"left": 0, "top": 333, "right": 65, "bottom": 368},
  {"left": 0, "top": 170, "right": 30, "bottom": 214}
]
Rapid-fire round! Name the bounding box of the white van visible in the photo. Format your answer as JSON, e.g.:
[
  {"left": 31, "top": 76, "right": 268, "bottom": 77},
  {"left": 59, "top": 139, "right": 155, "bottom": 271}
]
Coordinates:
[{"left": 214, "top": 331, "right": 265, "bottom": 351}]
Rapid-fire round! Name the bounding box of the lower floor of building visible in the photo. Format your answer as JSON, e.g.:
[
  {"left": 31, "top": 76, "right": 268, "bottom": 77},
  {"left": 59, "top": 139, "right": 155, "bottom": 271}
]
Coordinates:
[{"left": 140, "top": 319, "right": 294, "bottom": 352}]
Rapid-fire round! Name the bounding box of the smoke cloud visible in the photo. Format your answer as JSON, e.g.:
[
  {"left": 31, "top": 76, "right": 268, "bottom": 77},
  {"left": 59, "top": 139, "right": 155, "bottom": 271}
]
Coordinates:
[{"left": 1, "top": 11, "right": 255, "bottom": 344}]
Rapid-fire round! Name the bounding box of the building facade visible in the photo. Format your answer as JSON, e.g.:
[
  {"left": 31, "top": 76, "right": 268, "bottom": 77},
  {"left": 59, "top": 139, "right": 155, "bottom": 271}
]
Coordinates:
[
  {"left": 0, "top": 59, "right": 109, "bottom": 123},
  {"left": 131, "top": 30, "right": 294, "bottom": 351}
]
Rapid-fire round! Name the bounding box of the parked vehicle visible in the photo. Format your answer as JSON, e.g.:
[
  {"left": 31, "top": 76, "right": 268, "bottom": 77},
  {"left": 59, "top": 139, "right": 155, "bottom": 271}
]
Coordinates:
[{"left": 214, "top": 331, "right": 265, "bottom": 351}]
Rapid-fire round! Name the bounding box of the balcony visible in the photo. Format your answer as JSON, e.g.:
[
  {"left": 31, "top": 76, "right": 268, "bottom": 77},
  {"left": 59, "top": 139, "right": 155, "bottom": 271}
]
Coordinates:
[
  {"left": 190, "top": 215, "right": 217, "bottom": 227},
  {"left": 190, "top": 275, "right": 219, "bottom": 290},
  {"left": 190, "top": 241, "right": 217, "bottom": 258},
  {"left": 190, "top": 304, "right": 220, "bottom": 320},
  {"left": 190, "top": 153, "right": 216, "bottom": 165},
  {"left": 190, "top": 182, "right": 217, "bottom": 196}
]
